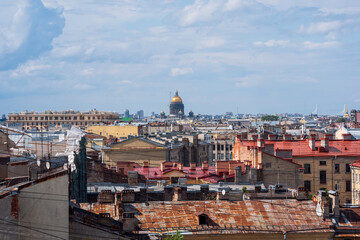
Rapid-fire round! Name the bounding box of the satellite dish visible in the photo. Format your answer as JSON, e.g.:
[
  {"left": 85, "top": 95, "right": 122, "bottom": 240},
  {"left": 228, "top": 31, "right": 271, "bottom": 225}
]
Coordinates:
[
  {"left": 37, "top": 159, "right": 41, "bottom": 166},
  {"left": 222, "top": 189, "right": 226, "bottom": 196},
  {"left": 46, "top": 161, "right": 50, "bottom": 170}
]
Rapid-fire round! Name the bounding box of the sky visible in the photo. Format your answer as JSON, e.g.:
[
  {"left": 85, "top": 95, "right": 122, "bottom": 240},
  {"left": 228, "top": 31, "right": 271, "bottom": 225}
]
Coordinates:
[{"left": 1, "top": 0, "right": 360, "bottom": 116}]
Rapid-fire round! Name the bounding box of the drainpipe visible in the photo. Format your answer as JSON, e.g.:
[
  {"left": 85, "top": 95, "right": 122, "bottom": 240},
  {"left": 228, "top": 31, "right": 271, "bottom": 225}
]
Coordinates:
[{"left": 283, "top": 231, "right": 286, "bottom": 240}]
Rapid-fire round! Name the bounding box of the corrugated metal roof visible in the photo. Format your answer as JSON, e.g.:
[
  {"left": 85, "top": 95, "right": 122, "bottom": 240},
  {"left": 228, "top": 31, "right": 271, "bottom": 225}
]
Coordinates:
[{"left": 128, "top": 200, "right": 333, "bottom": 235}]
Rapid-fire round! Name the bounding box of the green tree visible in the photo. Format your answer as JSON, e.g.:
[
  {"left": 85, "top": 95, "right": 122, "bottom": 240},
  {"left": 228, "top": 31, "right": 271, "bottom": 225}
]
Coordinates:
[
  {"left": 165, "top": 231, "right": 184, "bottom": 240},
  {"left": 261, "top": 115, "right": 279, "bottom": 121}
]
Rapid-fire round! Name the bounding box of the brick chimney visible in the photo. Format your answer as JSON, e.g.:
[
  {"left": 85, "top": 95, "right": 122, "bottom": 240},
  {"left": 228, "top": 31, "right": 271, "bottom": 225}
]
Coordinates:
[
  {"left": 283, "top": 134, "right": 292, "bottom": 141},
  {"left": 190, "top": 162, "right": 196, "bottom": 171},
  {"left": 139, "top": 188, "right": 147, "bottom": 202},
  {"left": 143, "top": 161, "right": 149, "bottom": 168},
  {"left": 329, "top": 192, "right": 340, "bottom": 219},
  {"left": 202, "top": 161, "right": 209, "bottom": 170},
  {"left": 268, "top": 134, "right": 277, "bottom": 140},
  {"left": 121, "top": 189, "right": 135, "bottom": 203},
  {"left": 321, "top": 138, "right": 329, "bottom": 152},
  {"left": 309, "top": 134, "right": 316, "bottom": 151}
]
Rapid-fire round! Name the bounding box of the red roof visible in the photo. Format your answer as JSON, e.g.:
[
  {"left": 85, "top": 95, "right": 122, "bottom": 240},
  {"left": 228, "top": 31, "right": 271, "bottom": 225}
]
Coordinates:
[
  {"left": 239, "top": 138, "right": 360, "bottom": 157},
  {"left": 351, "top": 160, "right": 360, "bottom": 168}
]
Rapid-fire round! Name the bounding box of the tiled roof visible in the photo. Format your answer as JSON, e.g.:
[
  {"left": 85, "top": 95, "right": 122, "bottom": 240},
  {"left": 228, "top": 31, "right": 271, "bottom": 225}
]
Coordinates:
[
  {"left": 351, "top": 160, "right": 360, "bottom": 168},
  {"left": 239, "top": 139, "right": 360, "bottom": 157},
  {"left": 129, "top": 200, "right": 333, "bottom": 235}
]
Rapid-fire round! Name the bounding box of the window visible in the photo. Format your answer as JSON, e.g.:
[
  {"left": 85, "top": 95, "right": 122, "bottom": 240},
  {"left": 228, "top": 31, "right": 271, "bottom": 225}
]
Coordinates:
[
  {"left": 199, "top": 214, "right": 207, "bottom": 225},
  {"left": 320, "top": 161, "right": 326, "bottom": 166},
  {"left": 221, "top": 153, "right": 224, "bottom": 159},
  {"left": 304, "top": 164, "right": 311, "bottom": 174},
  {"left": 265, "top": 163, "right": 272, "bottom": 168},
  {"left": 335, "top": 164, "right": 340, "bottom": 173},
  {"left": 217, "top": 144, "right": 220, "bottom": 151},
  {"left": 230, "top": 145, "right": 232, "bottom": 151},
  {"left": 346, "top": 181, "right": 351, "bottom": 192},
  {"left": 221, "top": 145, "right": 224, "bottom": 151},
  {"left": 320, "top": 171, "right": 326, "bottom": 184},
  {"left": 346, "top": 164, "right": 351, "bottom": 173},
  {"left": 304, "top": 180, "right": 311, "bottom": 192}
]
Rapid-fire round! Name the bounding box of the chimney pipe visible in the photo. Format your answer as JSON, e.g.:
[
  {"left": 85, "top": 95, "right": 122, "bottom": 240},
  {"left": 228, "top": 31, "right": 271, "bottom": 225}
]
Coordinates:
[
  {"left": 321, "top": 138, "right": 329, "bottom": 152},
  {"left": 309, "top": 134, "right": 316, "bottom": 151}
]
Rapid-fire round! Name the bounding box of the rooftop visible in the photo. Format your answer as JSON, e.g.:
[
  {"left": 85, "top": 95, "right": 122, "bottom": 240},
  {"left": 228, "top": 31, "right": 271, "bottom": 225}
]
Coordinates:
[{"left": 128, "top": 199, "right": 333, "bottom": 235}]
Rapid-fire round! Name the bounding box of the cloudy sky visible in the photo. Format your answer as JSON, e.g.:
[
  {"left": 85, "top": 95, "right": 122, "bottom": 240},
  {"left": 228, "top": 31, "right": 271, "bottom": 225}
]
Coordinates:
[{"left": 1, "top": 0, "right": 360, "bottom": 116}]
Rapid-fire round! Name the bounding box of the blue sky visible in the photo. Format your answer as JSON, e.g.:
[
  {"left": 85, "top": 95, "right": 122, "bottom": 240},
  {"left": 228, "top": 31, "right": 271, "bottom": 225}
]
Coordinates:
[{"left": 1, "top": 0, "right": 360, "bottom": 116}]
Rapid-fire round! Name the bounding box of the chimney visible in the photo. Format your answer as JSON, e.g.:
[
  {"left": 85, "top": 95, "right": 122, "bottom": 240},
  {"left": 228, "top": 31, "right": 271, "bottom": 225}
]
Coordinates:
[
  {"left": 164, "top": 186, "right": 174, "bottom": 201},
  {"left": 139, "top": 188, "right": 147, "bottom": 202},
  {"left": 309, "top": 134, "right": 316, "bottom": 151},
  {"left": 128, "top": 171, "right": 138, "bottom": 186},
  {"left": 257, "top": 139, "right": 265, "bottom": 148},
  {"left": 173, "top": 186, "right": 187, "bottom": 201},
  {"left": 329, "top": 192, "right": 340, "bottom": 219},
  {"left": 143, "top": 161, "right": 149, "bottom": 168},
  {"left": 178, "top": 163, "right": 183, "bottom": 171},
  {"left": 249, "top": 168, "right": 258, "bottom": 184},
  {"left": 250, "top": 134, "right": 258, "bottom": 141},
  {"left": 342, "top": 133, "right": 352, "bottom": 140},
  {"left": 121, "top": 190, "right": 135, "bottom": 203},
  {"left": 200, "top": 184, "right": 209, "bottom": 199},
  {"left": 202, "top": 161, "right": 209, "bottom": 170},
  {"left": 268, "top": 134, "right": 277, "bottom": 141},
  {"left": 321, "top": 138, "right": 329, "bottom": 152},
  {"left": 283, "top": 134, "right": 292, "bottom": 141},
  {"left": 190, "top": 162, "right": 196, "bottom": 171},
  {"left": 234, "top": 166, "right": 242, "bottom": 184},
  {"left": 325, "top": 134, "right": 333, "bottom": 140},
  {"left": 321, "top": 191, "right": 329, "bottom": 219}
]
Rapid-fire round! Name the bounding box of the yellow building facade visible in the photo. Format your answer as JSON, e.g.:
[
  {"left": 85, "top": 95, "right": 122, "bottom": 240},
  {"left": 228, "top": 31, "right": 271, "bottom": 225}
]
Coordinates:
[{"left": 86, "top": 125, "right": 142, "bottom": 139}]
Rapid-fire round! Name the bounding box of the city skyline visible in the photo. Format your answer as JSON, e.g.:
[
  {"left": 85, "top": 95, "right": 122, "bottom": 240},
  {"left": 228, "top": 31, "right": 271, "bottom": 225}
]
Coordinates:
[{"left": 1, "top": 0, "right": 360, "bottom": 115}]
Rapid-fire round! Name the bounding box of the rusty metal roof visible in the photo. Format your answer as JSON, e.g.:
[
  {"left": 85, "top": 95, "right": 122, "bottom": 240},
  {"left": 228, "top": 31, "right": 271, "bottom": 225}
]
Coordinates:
[{"left": 128, "top": 200, "right": 334, "bottom": 235}]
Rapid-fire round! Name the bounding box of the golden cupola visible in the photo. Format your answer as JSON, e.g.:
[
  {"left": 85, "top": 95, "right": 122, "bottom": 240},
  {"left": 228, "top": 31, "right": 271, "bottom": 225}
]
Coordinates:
[{"left": 171, "top": 90, "right": 183, "bottom": 103}]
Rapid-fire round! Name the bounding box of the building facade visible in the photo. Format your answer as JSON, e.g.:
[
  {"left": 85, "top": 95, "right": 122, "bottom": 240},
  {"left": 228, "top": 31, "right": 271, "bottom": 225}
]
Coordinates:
[
  {"left": 351, "top": 160, "right": 360, "bottom": 205},
  {"left": 233, "top": 134, "right": 360, "bottom": 204},
  {"left": 7, "top": 110, "right": 119, "bottom": 131},
  {"left": 86, "top": 125, "right": 143, "bottom": 139}
]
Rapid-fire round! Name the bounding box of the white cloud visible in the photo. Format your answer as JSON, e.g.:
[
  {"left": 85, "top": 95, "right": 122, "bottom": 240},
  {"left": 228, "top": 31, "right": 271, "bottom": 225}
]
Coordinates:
[
  {"left": 253, "top": 40, "right": 290, "bottom": 47},
  {"left": 198, "top": 37, "right": 225, "bottom": 48},
  {"left": 223, "top": 0, "right": 249, "bottom": 11},
  {"left": 74, "top": 83, "right": 95, "bottom": 90},
  {"left": 0, "top": 0, "right": 64, "bottom": 70},
  {"left": 298, "top": 21, "right": 341, "bottom": 34},
  {"left": 170, "top": 67, "right": 194, "bottom": 77},
  {"left": 179, "top": 0, "right": 222, "bottom": 26},
  {"left": 303, "top": 41, "right": 340, "bottom": 50}
]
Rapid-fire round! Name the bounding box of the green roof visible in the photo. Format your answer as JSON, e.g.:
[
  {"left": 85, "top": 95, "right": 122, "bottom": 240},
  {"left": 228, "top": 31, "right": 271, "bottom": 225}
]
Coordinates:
[{"left": 120, "top": 117, "right": 133, "bottom": 122}]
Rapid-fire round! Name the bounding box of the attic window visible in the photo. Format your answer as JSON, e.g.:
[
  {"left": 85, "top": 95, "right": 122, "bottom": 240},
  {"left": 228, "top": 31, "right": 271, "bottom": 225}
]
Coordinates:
[{"left": 198, "top": 213, "right": 208, "bottom": 225}]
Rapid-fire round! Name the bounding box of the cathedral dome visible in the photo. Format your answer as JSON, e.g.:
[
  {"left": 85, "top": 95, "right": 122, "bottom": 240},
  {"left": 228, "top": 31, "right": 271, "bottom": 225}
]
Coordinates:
[{"left": 171, "top": 91, "right": 183, "bottom": 103}]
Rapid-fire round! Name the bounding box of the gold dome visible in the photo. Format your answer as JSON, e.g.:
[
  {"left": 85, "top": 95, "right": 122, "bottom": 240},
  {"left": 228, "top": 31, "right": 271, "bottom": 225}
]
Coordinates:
[{"left": 171, "top": 90, "right": 183, "bottom": 103}]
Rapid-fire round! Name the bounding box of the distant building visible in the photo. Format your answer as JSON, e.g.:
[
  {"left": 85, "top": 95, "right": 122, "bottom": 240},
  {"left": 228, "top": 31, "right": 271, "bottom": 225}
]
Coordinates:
[
  {"left": 136, "top": 110, "right": 144, "bottom": 120},
  {"left": 86, "top": 125, "right": 143, "bottom": 139},
  {"left": 351, "top": 109, "right": 360, "bottom": 123},
  {"left": 233, "top": 133, "right": 360, "bottom": 203},
  {"left": 169, "top": 90, "right": 184, "bottom": 117},
  {"left": 124, "top": 109, "right": 130, "bottom": 118},
  {"left": 7, "top": 110, "right": 119, "bottom": 131}
]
